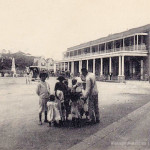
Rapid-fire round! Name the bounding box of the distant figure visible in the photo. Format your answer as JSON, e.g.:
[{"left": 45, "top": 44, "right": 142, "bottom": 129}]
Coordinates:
[
  {"left": 36, "top": 71, "right": 50, "bottom": 125},
  {"left": 26, "top": 67, "right": 31, "bottom": 84},
  {"left": 109, "top": 72, "right": 112, "bottom": 80},
  {"left": 26, "top": 73, "right": 30, "bottom": 84}
]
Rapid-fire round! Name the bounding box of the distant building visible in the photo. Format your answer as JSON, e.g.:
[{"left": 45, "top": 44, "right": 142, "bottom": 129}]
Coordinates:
[
  {"left": 33, "top": 57, "right": 55, "bottom": 71},
  {"left": 59, "top": 24, "right": 150, "bottom": 81},
  {"left": 46, "top": 58, "right": 54, "bottom": 71}
]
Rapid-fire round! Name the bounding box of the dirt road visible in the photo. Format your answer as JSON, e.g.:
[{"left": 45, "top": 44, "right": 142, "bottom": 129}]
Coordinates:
[{"left": 0, "top": 77, "right": 150, "bottom": 150}]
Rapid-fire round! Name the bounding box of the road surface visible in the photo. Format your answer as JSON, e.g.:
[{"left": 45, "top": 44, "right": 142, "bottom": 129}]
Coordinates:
[{"left": 0, "top": 77, "right": 150, "bottom": 150}]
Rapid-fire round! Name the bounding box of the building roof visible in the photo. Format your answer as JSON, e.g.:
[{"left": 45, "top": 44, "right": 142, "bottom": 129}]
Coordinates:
[{"left": 67, "top": 24, "right": 150, "bottom": 51}]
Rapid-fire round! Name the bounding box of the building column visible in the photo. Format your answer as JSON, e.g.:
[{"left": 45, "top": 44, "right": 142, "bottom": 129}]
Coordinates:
[
  {"left": 109, "top": 57, "right": 112, "bottom": 80},
  {"left": 119, "top": 56, "right": 121, "bottom": 76},
  {"left": 100, "top": 58, "right": 103, "bottom": 76},
  {"left": 122, "top": 55, "right": 124, "bottom": 76},
  {"left": 93, "top": 59, "right": 95, "bottom": 74},
  {"left": 141, "top": 60, "right": 143, "bottom": 80},
  {"left": 64, "top": 62, "right": 66, "bottom": 71},
  {"left": 109, "top": 57, "right": 112, "bottom": 74},
  {"left": 137, "top": 34, "right": 138, "bottom": 50},
  {"left": 87, "top": 60, "right": 88, "bottom": 71},
  {"left": 79, "top": 60, "right": 82, "bottom": 74},
  {"left": 118, "top": 56, "right": 125, "bottom": 82},
  {"left": 67, "top": 62, "right": 69, "bottom": 71},
  {"left": 71, "top": 61, "right": 74, "bottom": 74}
]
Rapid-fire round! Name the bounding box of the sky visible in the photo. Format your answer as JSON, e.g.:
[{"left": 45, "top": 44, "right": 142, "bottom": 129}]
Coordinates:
[{"left": 0, "top": 0, "right": 150, "bottom": 60}]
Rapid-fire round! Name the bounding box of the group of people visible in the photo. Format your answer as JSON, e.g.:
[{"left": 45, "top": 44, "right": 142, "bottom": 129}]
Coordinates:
[{"left": 36, "top": 68, "right": 100, "bottom": 127}]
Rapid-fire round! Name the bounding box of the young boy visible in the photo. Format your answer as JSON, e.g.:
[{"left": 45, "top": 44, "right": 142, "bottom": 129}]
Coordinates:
[
  {"left": 36, "top": 71, "right": 50, "bottom": 125},
  {"left": 47, "top": 95, "right": 61, "bottom": 127}
]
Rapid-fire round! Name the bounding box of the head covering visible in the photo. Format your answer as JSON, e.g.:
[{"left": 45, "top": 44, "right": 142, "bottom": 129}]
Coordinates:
[
  {"left": 39, "top": 70, "right": 48, "bottom": 78},
  {"left": 57, "top": 76, "right": 66, "bottom": 81},
  {"left": 81, "top": 68, "right": 88, "bottom": 73},
  {"left": 49, "top": 94, "right": 55, "bottom": 101}
]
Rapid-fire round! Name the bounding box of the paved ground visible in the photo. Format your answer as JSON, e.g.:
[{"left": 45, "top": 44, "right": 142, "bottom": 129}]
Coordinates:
[
  {"left": 0, "top": 77, "right": 150, "bottom": 150},
  {"left": 69, "top": 93, "right": 150, "bottom": 150}
]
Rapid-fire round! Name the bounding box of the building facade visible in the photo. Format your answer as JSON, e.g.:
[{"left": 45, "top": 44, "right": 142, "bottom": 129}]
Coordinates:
[
  {"left": 59, "top": 24, "right": 150, "bottom": 81},
  {"left": 33, "top": 57, "right": 55, "bottom": 71}
]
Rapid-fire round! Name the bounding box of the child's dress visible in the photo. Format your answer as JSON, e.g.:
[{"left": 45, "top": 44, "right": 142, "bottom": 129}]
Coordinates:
[{"left": 47, "top": 101, "right": 61, "bottom": 122}]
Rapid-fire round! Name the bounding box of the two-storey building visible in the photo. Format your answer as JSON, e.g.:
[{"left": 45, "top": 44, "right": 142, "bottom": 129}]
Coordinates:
[{"left": 59, "top": 24, "right": 150, "bottom": 81}]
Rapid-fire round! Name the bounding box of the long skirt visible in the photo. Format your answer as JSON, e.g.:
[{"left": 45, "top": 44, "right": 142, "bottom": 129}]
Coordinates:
[{"left": 55, "top": 90, "right": 65, "bottom": 120}]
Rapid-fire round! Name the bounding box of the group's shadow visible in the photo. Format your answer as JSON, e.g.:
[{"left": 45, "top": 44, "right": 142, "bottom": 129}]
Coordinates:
[{"left": 54, "top": 118, "right": 96, "bottom": 128}]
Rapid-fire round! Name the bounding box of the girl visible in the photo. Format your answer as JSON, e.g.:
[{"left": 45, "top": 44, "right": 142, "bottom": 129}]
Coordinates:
[{"left": 47, "top": 95, "right": 61, "bottom": 127}]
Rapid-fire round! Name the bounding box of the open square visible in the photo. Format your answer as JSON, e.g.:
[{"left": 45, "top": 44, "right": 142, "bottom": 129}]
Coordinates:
[{"left": 0, "top": 77, "right": 150, "bottom": 150}]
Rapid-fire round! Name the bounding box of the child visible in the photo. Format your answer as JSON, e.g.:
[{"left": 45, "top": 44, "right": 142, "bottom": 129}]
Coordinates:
[
  {"left": 47, "top": 95, "right": 61, "bottom": 127},
  {"left": 64, "top": 80, "right": 71, "bottom": 121},
  {"left": 36, "top": 71, "right": 50, "bottom": 125},
  {"left": 70, "top": 79, "right": 82, "bottom": 127}
]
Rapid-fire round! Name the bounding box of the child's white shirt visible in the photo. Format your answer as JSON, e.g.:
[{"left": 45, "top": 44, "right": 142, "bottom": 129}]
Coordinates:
[{"left": 36, "top": 81, "right": 50, "bottom": 99}]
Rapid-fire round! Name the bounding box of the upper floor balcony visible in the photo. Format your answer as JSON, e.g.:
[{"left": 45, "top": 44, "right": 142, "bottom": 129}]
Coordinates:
[
  {"left": 64, "top": 44, "right": 147, "bottom": 60},
  {"left": 63, "top": 33, "right": 148, "bottom": 60}
]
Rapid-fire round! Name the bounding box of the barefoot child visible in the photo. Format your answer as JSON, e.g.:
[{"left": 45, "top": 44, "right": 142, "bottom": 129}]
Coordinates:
[
  {"left": 36, "top": 71, "right": 50, "bottom": 125},
  {"left": 47, "top": 95, "right": 61, "bottom": 127}
]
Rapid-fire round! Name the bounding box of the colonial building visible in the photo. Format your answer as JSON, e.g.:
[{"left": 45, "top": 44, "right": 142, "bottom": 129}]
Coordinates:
[{"left": 59, "top": 24, "right": 150, "bottom": 81}]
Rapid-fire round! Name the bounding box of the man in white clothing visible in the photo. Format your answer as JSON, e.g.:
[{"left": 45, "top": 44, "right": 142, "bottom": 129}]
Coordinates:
[{"left": 81, "top": 68, "right": 100, "bottom": 123}]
